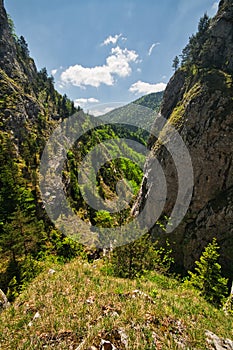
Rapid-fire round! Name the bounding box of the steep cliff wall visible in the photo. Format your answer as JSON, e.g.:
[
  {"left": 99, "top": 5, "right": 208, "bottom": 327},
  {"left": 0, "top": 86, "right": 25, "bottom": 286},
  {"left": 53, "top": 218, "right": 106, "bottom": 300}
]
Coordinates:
[{"left": 136, "top": 0, "right": 233, "bottom": 276}]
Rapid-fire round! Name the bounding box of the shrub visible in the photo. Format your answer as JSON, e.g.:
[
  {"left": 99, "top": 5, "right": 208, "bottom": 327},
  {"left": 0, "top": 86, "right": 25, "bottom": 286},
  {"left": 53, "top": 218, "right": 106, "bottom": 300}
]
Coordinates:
[{"left": 106, "top": 232, "right": 174, "bottom": 279}]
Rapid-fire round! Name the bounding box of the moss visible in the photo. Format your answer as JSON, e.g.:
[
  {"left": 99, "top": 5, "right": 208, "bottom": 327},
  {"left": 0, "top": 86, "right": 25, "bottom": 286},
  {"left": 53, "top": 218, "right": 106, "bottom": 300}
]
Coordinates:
[
  {"left": 168, "top": 103, "right": 186, "bottom": 128},
  {"left": 168, "top": 82, "right": 202, "bottom": 128}
]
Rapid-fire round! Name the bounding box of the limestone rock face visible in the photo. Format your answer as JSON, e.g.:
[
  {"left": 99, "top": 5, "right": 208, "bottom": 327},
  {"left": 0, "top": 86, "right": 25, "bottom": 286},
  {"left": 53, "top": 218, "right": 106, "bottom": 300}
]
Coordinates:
[
  {"left": 205, "top": 330, "right": 233, "bottom": 350},
  {"left": 0, "top": 0, "right": 63, "bottom": 146},
  {"left": 135, "top": 0, "right": 233, "bottom": 276},
  {"left": 0, "top": 0, "right": 37, "bottom": 82}
]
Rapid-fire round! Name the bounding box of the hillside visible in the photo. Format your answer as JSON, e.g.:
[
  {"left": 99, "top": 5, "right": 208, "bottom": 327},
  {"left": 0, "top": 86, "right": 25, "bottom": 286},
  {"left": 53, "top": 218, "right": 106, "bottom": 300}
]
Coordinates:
[
  {"left": 0, "top": 0, "right": 84, "bottom": 295},
  {"left": 0, "top": 259, "right": 232, "bottom": 349},
  {"left": 0, "top": 0, "right": 144, "bottom": 298},
  {"left": 100, "top": 91, "right": 163, "bottom": 144}
]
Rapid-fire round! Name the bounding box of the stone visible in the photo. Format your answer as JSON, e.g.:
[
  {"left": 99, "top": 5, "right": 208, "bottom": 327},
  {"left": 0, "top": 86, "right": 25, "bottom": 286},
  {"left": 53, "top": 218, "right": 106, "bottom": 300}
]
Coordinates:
[
  {"left": 205, "top": 330, "right": 233, "bottom": 350},
  {"left": 100, "top": 339, "right": 117, "bottom": 350},
  {"left": 28, "top": 311, "right": 41, "bottom": 327},
  {"left": 0, "top": 289, "right": 10, "bottom": 311}
]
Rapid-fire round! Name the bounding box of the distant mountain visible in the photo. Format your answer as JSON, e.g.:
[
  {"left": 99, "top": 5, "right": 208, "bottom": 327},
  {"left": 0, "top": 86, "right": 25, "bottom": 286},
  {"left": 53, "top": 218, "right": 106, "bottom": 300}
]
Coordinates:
[
  {"left": 100, "top": 91, "right": 164, "bottom": 144},
  {"left": 133, "top": 91, "right": 164, "bottom": 111}
]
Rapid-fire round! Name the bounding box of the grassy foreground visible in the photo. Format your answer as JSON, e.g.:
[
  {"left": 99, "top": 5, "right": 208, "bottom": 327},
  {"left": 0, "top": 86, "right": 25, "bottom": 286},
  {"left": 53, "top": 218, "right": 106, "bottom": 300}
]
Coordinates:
[{"left": 0, "top": 259, "right": 232, "bottom": 349}]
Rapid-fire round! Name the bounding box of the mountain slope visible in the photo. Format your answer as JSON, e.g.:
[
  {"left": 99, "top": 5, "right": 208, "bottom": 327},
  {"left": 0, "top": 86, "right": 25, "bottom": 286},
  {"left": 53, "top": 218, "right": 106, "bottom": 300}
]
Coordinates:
[
  {"left": 0, "top": 0, "right": 84, "bottom": 296},
  {"left": 0, "top": 259, "right": 232, "bottom": 349},
  {"left": 100, "top": 91, "right": 163, "bottom": 144},
  {"left": 0, "top": 0, "right": 145, "bottom": 297},
  {"left": 134, "top": 0, "right": 233, "bottom": 277}
]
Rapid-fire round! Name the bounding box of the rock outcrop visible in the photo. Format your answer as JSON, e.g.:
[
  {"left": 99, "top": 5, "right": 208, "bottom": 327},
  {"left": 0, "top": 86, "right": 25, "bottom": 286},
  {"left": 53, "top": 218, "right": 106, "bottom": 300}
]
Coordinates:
[
  {"left": 205, "top": 330, "right": 233, "bottom": 350},
  {"left": 135, "top": 0, "right": 233, "bottom": 276},
  {"left": 0, "top": 289, "right": 10, "bottom": 312}
]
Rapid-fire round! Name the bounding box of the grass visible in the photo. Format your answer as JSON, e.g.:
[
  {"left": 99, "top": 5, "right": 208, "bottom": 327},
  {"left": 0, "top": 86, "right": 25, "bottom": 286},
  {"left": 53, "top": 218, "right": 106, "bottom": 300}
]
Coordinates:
[{"left": 0, "top": 259, "right": 232, "bottom": 349}]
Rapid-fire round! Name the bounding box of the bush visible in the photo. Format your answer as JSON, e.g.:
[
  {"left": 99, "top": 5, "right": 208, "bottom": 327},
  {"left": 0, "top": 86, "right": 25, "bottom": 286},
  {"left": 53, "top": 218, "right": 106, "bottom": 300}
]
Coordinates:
[{"left": 106, "top": 233, "right": 174, "bottom": 279}]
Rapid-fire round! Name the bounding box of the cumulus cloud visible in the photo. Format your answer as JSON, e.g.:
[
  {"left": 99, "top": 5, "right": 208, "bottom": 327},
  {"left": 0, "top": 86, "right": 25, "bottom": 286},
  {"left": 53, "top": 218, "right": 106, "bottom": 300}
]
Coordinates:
[
  {"left": 106, "top": 46, "right": 138, "bottom": 77},
  {"left": 61, "top": 65, "right": 113, "bottom": 88},
  {"left": 74, "top": 97, "right": 99, "bottom": 108},
  {"left": 101, "top": 34, "right": 123, "bottom": 46},
  {"left": 148, "top": 42, "right": 160, "bottom": 56},
  {"left": 129, "top": 80, "right": 166, "bottom": 95},
  {"left": 61, "top": 46, "right": 139, "bottom": 88}
]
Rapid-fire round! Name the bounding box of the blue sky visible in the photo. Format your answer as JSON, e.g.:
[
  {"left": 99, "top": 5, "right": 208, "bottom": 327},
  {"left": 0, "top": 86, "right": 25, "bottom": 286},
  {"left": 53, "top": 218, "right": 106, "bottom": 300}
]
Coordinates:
[{"left": 5, "top": 0, "right": 219, "bottom": 115}]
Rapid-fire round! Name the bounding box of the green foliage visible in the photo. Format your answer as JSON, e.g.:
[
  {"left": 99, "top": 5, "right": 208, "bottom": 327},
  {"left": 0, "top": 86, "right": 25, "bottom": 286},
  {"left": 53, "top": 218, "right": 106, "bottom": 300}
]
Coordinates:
[
  {"left": 198, "top": 13, "right": 210, "bottom": 34},
  {"left": 50, "top": 231, "right": 86, "bottom": 262},
  {"left": 180, "top": 13, "right": 211, "bottom": 67},
  {"left": 172, "top": 55, "right": 180, "bottom": 71},
  {"left": 223, "top": 291, "right": 233, "bottom": 315},
  {"left": 187, "top": 238, "right": 228, "bottom": 307},
  {"left": 7, "top": 14, "right": 17, "bottom": 40},
  {"left": 134, "top": 91, "right": 163, "bottom": 111},
  {"left": 0, "top": 10, "right": 81, "bottom": 300},
  {"left": 6, "top": 255, "right": 43, "bottom": 301},
  {"left": 17, "top": 36, "right": 30, "bottom": 58},
  {"left": 101, "top": 91, "right": 163, "bottom": 144},
  {"left": 107, "top": 233, "right": 174, "bottom": 279}
]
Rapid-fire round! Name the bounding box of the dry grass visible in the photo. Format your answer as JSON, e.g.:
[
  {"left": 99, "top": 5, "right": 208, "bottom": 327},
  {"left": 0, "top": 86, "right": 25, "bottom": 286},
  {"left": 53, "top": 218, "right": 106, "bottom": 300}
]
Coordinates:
[{"left": 0, "top": 259, "right": 232, "bottom": 349}]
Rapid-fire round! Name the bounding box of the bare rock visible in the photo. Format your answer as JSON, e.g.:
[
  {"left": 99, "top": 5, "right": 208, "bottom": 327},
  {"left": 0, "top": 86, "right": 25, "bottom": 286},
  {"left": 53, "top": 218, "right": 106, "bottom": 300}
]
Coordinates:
[
  {"left": 100, "top": 339, "right": 118, "bottom": 350},
  {"left": 0, "top": 289, "right": 10, "bottom": 311},
  {"left": 206, "top": 330, "right": 233, "bottom": 350},
  {"left": 134, "top": 0, "right": 233, "bottom": 276}
]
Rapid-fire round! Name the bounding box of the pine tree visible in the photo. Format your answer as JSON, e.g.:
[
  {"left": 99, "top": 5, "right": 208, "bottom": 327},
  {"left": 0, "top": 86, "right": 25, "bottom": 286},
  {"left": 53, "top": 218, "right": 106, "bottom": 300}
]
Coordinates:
[
  {"left": 188, "top": 238, "right": 228, "bottom": 307},
  {"left": 17, "top": 36, "right": 30, "bottom": 58},
  {"left": 198, "top": 13, "right": 210, "bottom": 34},
  {"left": 172, "top": 56, "right": 180, "bottom": 71}
]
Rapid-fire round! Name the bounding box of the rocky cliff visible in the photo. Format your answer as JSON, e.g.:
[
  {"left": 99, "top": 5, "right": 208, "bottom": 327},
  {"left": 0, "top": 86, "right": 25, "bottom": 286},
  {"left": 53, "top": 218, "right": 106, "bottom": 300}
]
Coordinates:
[
  {"left": 0, "top": 0, "right": 76, "bottom": 151},
  {"left": 135, "top": 0, "right": 233, "bottom": 276}
]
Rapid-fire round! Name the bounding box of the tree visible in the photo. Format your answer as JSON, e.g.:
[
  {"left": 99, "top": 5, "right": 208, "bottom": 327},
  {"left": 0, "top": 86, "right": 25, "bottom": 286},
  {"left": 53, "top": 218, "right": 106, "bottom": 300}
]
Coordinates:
[
  {"left": 108, "top": 229, "right": 173, "bottom": 279},
  {"left": 198, "top": 13, "right": 210, "bottom": 34},
  {"left": 172, "top": 56, "right": 180, "bottom": 71},
  {"left": 188, "top": 238, "right": 228, "bottom": 307},
  {"left": 17, "top": 36, "right": 30, "bottom": 58},
  {"left": 180, "top": 13, "right": 210, "bottom": 67},
  {"left": 7, "top": 14, "right": 17, "bottom": 40}
]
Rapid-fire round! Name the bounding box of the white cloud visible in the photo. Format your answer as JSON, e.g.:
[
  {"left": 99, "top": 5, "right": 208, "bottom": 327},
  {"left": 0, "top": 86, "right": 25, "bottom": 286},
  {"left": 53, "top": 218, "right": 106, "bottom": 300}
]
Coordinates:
[
  {"left": 129, "top": 80, "right": 166, "bottom": 95},
  {"left": 61, "top": 46, "right": 139, "bottom": 88},
  {"left": 51, "top": 69, "right": 58, "bottom": 76},
  {"left": 212, "top": 1, "right": 219, "bottom": 11},
  {"left": 208, "top": 1, "right": 219, "bottom": 16},
  {"left": 106, "top": 46, "right": 138, "bottom": 77},
  {"left": 89, "top": 102, "right": 126, "bottom": 116},
  {"left": 148, "top": 42, "right": 160, "bottom": 56},
  {"left": 61, "top": 65, "right": 113, "bottom": 88},
  {"left": 90, "top": 107, "right": 115, "bottom": 117},
  {"left": 74, "top": 97, "right": 99, "bottom": 108},
  {"left": 102, "top": 34, "right": 122, "bottom": 46}
]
